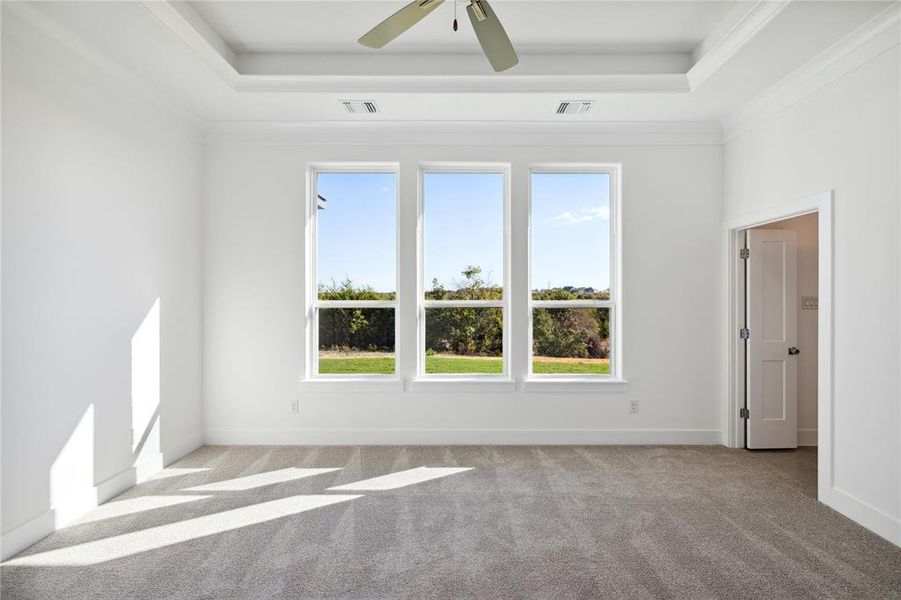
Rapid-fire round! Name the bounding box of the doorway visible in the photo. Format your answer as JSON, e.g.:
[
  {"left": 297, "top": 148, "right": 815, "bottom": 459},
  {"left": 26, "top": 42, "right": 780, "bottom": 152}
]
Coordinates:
[
  {"left": 742, "top": 213, "right": 818, "bottom": 449},
  {"left": 723, "top": 190, "right": 834, "bottom": 503}
]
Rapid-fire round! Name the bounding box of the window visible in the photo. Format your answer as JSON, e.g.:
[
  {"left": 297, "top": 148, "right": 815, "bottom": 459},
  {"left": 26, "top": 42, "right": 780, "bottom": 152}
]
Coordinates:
[
  {"left": 420, "top": 167, "right": 509, "bottom": 377},
  {"left": 530, "top": 169, "right": 617, "bottom": 377},
  {"left": 309, "top": 167, "right": 398, "bottom": 377},
  {"left": 304, "top": 162, "right": 621, "bottom": 388}
]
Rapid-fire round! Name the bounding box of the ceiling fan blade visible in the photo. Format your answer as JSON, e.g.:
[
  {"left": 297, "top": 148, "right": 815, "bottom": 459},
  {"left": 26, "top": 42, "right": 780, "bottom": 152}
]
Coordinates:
[
  {"left": 466, "top": 0, "right": 518, "bottom": 72},
  {"left": 358, "top": 0, "right": 445, "bottom": 48}
]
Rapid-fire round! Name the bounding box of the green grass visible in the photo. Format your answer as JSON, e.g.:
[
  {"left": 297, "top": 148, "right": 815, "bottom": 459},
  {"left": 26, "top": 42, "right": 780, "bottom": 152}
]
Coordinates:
[
  {"left": 425, "top": 356, "right": 502, "bottom": 374},
  {"left": 319, "top": 357, "right": 395, "bottom": 374},
  {"left": 319, "top": 355, "right": 609, "bottom": 375},
  {"left": 532, "top": 360, "right": 609, "bottom": 375}
]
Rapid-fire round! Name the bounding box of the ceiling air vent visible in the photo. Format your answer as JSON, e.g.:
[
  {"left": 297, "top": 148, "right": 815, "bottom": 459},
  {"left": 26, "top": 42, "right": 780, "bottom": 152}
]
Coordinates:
[
  {"left": 342, "top": 100, "right": 380, "bottom": 114},
  {"left": 556, "top": 100, "right": 594, "bottom": 115}
]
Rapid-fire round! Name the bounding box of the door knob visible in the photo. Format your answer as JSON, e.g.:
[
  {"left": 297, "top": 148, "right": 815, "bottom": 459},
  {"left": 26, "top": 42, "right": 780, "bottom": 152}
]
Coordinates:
[{"left": 788, "top": 347, "right": 800, "bottom": 355}]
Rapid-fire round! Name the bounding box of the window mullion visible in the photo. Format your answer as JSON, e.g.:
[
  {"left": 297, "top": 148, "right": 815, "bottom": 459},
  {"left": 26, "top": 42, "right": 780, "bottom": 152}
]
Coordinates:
[
  {"left": 315, "top": 300, "right": 397, "bottom": 309},
  {"left": 531, "top": 300, "right": 613, "bottom": 309},
  {"left": 423, "top": 299, "right": 504, "bottom": 309}
]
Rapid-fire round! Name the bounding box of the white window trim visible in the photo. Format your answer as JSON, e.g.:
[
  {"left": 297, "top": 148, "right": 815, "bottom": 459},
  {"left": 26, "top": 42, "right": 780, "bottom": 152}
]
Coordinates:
[
  {"left": 415, "top": 163, "right": 513, "bottom": 381},
  {"left": 526, "top": 163, "right": 624, "bottom": 382},
  {"left": 303, "top": 163, "right": 401, "bottom": 381}
]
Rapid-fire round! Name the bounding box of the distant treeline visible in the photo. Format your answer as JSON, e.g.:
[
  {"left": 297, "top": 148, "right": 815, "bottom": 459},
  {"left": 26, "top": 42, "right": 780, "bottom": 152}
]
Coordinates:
[{"left": 318, "top": 267, "right": 609, "bottom": 358}]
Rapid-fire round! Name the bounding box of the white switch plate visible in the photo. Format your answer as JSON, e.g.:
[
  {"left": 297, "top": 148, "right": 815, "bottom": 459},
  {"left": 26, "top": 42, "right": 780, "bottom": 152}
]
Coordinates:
[{"left": 629, "top": 399, "right": 639, "bottom": 414}]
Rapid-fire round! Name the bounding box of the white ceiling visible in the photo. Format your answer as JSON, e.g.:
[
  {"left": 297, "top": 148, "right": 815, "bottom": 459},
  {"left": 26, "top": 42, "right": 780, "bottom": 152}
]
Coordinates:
[
  {"left": 8, "top": 1, "right": 897, "bottom": 124},
  {"left": 187, "top": 0, "right": 742, "bottom": 54}
]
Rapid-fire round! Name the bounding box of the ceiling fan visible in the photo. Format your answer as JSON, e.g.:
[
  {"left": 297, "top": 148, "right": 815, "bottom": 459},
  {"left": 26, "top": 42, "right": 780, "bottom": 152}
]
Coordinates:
[{"left": 358, "top": 0, "right": 519, "bottom": 72}]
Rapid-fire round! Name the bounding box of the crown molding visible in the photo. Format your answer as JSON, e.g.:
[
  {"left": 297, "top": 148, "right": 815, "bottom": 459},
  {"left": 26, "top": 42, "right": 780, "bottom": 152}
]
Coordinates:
[
  {"left": 140, "top": 0, "right": 240, "bottom": 87},
  {"left": 234, "top": 73, "right": 690, "bottom": 94},
  {"left": 5, "top": 2, "right": 204, "bottom": 141},
  {"left": 722, "top": 4, "right": 900, "bottom": 143},
  {"left": 201, "top": 120, "right": 723, "bottom": 147},
  {"left": 688, "top": 1, "right": 791, "bottom": 91}
]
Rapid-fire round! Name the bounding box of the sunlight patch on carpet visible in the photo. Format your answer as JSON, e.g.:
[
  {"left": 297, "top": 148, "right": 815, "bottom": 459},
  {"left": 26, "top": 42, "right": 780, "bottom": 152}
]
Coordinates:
[
  {"left": 328, "top": 467, "right": 473, "bottom": 491},
  {"left": 182, "top": 467, "right": 341, "bottom": 492},
  {"left": 5, "top": 495, "right": 361, "bottom": 566}
]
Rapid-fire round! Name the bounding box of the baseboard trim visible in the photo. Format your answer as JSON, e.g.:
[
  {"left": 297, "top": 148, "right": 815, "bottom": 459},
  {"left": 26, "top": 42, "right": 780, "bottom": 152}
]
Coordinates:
[
  {"left": 94, "top": 468, "right": 138, "bottom": 505},
  {"left": 163, "top": 432, "right": 205, "bottom": 465},
  {"left": 203, "top": 428, "right": 723, "bottom": 446},
  {"left": 797, "top": 428, "right": 818, "bottom": 447},
  {"left": 0, "top": 431, "right": 204, "bottom": 562},
  {"left": 824, "top": 487, "right": 901, "bottom": 547},
  {"left": 0, "top": 511, "right": 56, "bottom": 563},
  {"left": 95, "top": 432, "right": 204, "bottom": 503}
]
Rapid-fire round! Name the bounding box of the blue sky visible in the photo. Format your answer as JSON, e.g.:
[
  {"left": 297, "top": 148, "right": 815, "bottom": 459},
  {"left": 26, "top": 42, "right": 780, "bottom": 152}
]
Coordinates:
[
  {"left": 316, "top": 171, "right": 610, "bottom": 292},
  {"left": 424, "top": 173, "right": 504, "bottom": 289},
  {"left": 317, "top": 172, "right": 397, "bottom": 292},
  {"left": 531, "top": 172, "right": 610, "bottom": 291}
]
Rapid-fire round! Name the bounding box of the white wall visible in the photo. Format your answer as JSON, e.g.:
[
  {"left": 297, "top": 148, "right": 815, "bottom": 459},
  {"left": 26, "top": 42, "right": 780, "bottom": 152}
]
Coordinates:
[
  {"left": 1, "top": 7, "right": 204, "bottom": 559},
  {"left": 724, "top": 41, "right": 900, "bottom": 543},
  {"left": 202, "top": 134, "right": 724, "bottom": 445},
  {"left": 753, "top": 213, "right": 818, "bottom": 446}
]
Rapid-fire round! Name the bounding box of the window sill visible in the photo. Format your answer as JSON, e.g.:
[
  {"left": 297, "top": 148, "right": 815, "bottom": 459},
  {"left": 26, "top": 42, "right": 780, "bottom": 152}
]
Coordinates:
[
  {"left": 298, "top": 378, "right": 405, "bottom": 393},
  {"left": 297, "top": 377, "right": 626, "bottom": 394},
  {"left": 521, "top": 378, "right": 629, "bottom": 393},
  {"left": 407, "top": 378, "right": 517, "bottom": 393}
]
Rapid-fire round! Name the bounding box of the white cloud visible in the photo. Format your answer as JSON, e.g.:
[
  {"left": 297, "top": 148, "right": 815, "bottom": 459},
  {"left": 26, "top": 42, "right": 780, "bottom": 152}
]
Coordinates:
[{"left": 549, "top": 206, "right": 609, "bottom": 226}]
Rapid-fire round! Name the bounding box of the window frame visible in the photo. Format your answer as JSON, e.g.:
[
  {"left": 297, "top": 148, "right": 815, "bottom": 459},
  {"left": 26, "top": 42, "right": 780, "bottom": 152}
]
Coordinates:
[
  {"left": 527, "top": 164, "right": 622, "bottom": 380},
  {"left": 306, "top": 163, "right": 401, "bottom": 380},
  {"left": 417, "top": 163, "right": 512, "bottom": 380}
]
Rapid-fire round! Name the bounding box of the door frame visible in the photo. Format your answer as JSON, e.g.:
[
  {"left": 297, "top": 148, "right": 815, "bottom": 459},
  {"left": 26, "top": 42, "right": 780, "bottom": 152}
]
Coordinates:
[{"left": 723, "top": 190, "right": 833, "bottom": 501}]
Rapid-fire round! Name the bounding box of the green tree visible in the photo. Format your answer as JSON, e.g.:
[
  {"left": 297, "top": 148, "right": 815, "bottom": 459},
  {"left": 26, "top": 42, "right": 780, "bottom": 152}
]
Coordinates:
[
  {"left": 318, "top": 278, "right": 395, "bottom": 301},
  {"left": 531, "top": 287, "right": 609, "bottom": 359},
  {"left": 426, "top": 265, "right": 502, "bottom": 301},
  {"left": 425, "top": 266, "right": 502, "bottom": 356},
  {"left": 533, "top": 307, "right": 600, "bottom": 359},
  {"left": 318, "top": 279, "right": 394, "bottom": 351},
  {"left": 315, "top": 275, "right": 609, "bottom": 359}
]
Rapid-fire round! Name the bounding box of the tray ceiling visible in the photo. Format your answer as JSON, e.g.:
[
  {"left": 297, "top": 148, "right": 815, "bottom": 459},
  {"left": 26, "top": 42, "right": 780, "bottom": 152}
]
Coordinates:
[{"left": 186, "top": 0, "right": 743, "bottom": 54}]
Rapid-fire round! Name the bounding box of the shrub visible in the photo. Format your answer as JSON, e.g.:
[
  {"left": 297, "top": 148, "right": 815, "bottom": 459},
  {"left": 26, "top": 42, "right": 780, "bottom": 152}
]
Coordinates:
[
  {"left": 424, "top": 267, "right": 502, "bottom": 356},
  {"left": 318, "top": 270, "right": 609, "bottom": 358}
]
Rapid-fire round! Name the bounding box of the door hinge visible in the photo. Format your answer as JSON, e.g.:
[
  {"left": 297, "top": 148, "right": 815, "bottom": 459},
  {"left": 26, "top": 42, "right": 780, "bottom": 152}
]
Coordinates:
[
  {"left": 740, "top": 328, "right": 750, "bottom": 339},
  {"left": 739, "top": 407, "right": 750, "bottom": 419},
  {"left": 740, "top": 248, "right": 750, "bottom": 260}
]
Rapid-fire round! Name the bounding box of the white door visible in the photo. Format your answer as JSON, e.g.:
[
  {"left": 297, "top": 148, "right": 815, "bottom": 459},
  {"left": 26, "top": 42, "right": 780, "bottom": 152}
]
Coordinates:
[{"left": 746, "top": 229, "right": 798, "bottom": 449}]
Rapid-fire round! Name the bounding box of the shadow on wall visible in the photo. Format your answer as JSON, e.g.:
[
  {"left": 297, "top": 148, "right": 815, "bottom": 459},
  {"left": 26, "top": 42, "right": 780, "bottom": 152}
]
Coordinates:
[
  {"left": 131, "top": 298, "right": 162, "bottom": 478},
  {"left": 45, "top": 298, "right": 164, "bottom": 531},
  {"left": 49, "top": 405, "right": 95, "bottom": 526}
]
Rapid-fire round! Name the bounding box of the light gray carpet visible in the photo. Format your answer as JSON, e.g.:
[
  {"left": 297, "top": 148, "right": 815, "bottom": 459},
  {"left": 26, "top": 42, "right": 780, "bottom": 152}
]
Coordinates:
[{"left": 2, "top": 446, "right": 899, "bottom": 599}]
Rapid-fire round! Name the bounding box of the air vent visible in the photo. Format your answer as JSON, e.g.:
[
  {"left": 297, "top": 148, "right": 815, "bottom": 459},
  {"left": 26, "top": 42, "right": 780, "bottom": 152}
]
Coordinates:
[
  {"left": 342, "top": 100, "right": 380, "bottom": 114},
  {"left": 556, "top": 100, "right": 594, "bottom": 115}
]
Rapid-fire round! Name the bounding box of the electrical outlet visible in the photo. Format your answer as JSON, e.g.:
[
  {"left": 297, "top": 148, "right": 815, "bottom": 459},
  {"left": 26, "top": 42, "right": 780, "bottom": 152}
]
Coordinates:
[
  {"left": 629, "top": 399, "right": 639, "bottom": 414},
  {"left": 290, "top": 399, "right": 299, "bottom": 414}
]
